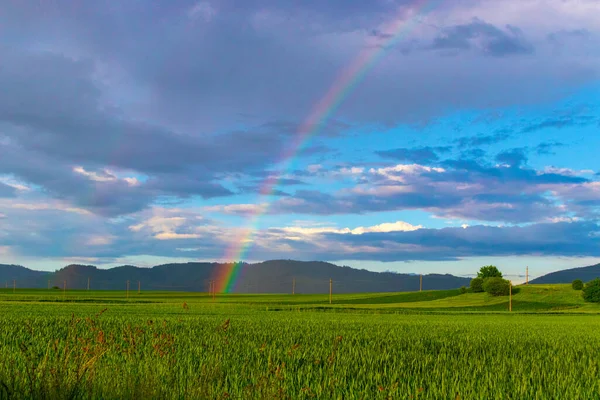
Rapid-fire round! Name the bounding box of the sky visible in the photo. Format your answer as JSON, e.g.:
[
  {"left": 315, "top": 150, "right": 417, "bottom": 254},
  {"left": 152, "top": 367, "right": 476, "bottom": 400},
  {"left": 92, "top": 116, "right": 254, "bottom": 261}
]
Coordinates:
[{"left": 0, "top": 0, "right": 599, "bottom": 282}]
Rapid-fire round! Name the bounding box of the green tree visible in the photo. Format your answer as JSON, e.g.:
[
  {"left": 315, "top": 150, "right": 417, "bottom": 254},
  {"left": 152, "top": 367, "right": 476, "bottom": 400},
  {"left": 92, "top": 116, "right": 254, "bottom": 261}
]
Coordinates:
[
  {"left": 477, "top": 265, "right": 503, "bottom": 279},
  {"left": 483, "top": 277, "right": 511, "bottom": 296},
  {"left": 572, "top": 279, "right": 583, "bottom": 290},
  {"left": 582, "top": 279, "right": 600, "bottom": 303},
  {"left": 470, "top": 277, "right": 484, "bottom": 293}
]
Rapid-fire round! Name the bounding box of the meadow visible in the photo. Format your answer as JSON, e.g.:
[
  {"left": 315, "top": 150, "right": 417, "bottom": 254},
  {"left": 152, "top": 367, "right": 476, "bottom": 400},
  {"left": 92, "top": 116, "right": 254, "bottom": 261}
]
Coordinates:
[{"left": 1, "top": 285, "right": 600, "bottom": 399}]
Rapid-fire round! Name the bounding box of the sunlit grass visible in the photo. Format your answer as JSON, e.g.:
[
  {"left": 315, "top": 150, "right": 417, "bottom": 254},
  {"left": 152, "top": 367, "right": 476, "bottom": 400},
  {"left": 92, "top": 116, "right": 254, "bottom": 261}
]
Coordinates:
[{"left": 1, "top": 284, "right": 600, "bottom": 398}]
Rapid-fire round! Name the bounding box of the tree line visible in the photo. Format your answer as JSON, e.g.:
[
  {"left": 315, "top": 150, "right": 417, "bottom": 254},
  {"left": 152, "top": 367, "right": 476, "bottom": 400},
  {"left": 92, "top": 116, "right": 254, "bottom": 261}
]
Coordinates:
[{"left": 468, "top": 265, "right": 600, "bottom": 303}]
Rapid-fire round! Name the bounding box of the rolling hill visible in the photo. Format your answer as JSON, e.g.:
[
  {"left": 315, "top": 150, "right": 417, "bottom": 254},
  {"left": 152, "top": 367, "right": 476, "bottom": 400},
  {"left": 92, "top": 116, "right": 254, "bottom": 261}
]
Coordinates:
[
  {"left": 0, "top": 264, "right": 48, "bottom": 289},
  {"left": 530, "top": 263, "right": 600, "bottom": 284},
  {"left": 0, "top": 260, "right": 470, "bottom": 293}
]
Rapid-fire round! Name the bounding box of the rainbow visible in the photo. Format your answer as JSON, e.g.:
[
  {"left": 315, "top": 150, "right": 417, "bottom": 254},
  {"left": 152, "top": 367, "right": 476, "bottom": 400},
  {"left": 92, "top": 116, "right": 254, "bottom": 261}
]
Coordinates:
[{"left": 213, "top": 0, "right": 437, "bottom": 293}]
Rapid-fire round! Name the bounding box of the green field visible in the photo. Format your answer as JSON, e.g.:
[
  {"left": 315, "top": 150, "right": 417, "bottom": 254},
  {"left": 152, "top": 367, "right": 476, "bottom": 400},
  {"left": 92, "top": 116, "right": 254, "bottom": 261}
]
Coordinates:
[{"left": 1, "top": 285, "right": 600, "bottom": 399}]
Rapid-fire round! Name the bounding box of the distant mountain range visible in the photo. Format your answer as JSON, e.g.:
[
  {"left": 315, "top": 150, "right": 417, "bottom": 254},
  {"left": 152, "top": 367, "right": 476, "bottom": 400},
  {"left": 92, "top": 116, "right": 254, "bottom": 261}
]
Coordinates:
[
  {"left": 529, "top": 263, "right": 600, "bottom": 284},
  {"left": 0, "top": 260, "right": 471, "bottom": 293}
]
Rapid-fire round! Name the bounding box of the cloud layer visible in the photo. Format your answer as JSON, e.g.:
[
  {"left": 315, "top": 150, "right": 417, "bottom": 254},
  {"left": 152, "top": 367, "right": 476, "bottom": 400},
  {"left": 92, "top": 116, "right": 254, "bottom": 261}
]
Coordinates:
[{"left": 0, "top": 0, "right": 599, "bottom": 267}]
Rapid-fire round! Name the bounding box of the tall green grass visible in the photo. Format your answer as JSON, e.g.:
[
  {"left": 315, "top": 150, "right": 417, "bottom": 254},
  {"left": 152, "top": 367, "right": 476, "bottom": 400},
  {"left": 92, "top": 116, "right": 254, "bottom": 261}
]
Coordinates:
[{"left": 1, "top": 303, "right": 600, "bottom": 398}]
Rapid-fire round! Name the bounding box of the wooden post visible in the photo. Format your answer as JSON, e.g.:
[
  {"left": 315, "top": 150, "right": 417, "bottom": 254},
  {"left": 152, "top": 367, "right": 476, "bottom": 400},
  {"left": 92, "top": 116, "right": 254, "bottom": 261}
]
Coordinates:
[
  {"left": 329, "top": 278, "right": 332, "bottom": 304},
  {"left": 126, "top": 280, "right": 130, "bottom": 299},
  {"left": 526, "top": 267, "right": 529, "bottom": 285},
  {"left": 48, "top": 279, "right": 50, "bottom": 290},
  {"left": 13, "top": 279, "right": 15, "bottom": 293},
  {"left": 420, "top": 274, "right": 423, "bottom": 292},
  {"left": 87, "top": 277, "right": 90, "bottom": 291},
  {"left": 509, "top": 280, "right": 512, "bottom": 312},
  {"left": 292, "top": 277, "right": 296, "bottom": 295},
  {"left": 63, "top": 280, "right": 66, "bottom": 298},
  {"left": 138, "top": 281, "right": 141, "bottom": 294}
]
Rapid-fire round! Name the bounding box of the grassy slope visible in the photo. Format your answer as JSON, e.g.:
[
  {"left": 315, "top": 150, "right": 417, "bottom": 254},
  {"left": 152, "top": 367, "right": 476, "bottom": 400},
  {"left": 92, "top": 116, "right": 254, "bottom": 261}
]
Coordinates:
[
  {"left": 0, "top": 288, "right": 460, "bottom": 305},
  {"left": 0, "top": 284, "right": 598, "bottom": 313},
  {"left": 322, "top": 284, "right": 598, "bottom": 312}
]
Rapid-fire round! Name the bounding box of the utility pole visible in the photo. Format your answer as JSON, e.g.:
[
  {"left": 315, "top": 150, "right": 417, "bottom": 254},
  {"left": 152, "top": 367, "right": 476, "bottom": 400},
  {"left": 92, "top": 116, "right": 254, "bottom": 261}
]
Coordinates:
[
  {"left": 87, "top": 277, "right": 90, "bottom": 291},
  {"left": 213, "top": 281, "right": 216, "bottom": 301},
  {"left": 420, "top": 274, "right": 423, "bottom": 292},
  {"left": 48, "top": 279, "right": 50, "bottom": 290},
  {"left": 138, "top": 281, "right": 141, "bottom": 294},
  {"left": 292, "top": 277, "right": 296, "bottom": 295},
  {"left": 509, "top": 280, "right": 512, "bottom": 312},
  {"left": 526, "top": 266, "right": 529, "bottom": 285},
  {"left": 63, "top": 280, "right": 66, "bottom": 299},
  {"left": 209, "top": 280, "right": 216, "bottom": 301},
  {"left": 126, "top": 280, "right": 130, "bottom": 299},
  {"left": 13, "top": 279, "right": 15, "bottom": 293},
  {"left": 329, "top": 278, "right": 332, "bottom": 304}
]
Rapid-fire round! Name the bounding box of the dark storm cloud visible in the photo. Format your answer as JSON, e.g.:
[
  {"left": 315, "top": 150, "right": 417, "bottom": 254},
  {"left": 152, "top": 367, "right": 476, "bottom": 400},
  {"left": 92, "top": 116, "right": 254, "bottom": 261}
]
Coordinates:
[
  {"left": 457, "top": 137, "right": 568, "bottom": 162},
  {"left": 144, "top": 175, "right": 235, "bottom": 197},
  {"left": 1, "top": 0, "right": 592, "bottom": 133},
  {"left": 520, "top": 116, "right": 597, "bottom": 133},
  {"left": 311, "top": 221, "right": 600, "bottom": 261},
  {"left": 375, "top": 146, "right": 452, "bottom": 163},
  {"left": 272, "top": 189, "right": 462, "bottom": 215},
  {"left": 535, "top": 141, "right": 566, "bottom": 155},
  {"left": 0, "top": 140, "right": 235, "bottom": 216},
  {"left": 0, "top": 47, "right": 314, "bottom": 175},
  {"left": 0, "top": 183, "right": 17, "bottom": 198},
  {"left": 460, "top": 148, "right": 486, "bottom": 160},
  {"left": 455, "top": 131, "right": 513, "bottom": 148},
  {"left": 495, "top": 148, "right": 528, "bottom": 167},
  {"left": 430, "top": 19, "right": 534, "bottom": 56},
  {"left": 0, "top": 47, "right": 338, "bottom": 215},
  {"left": 0, "top": 0, "right": 598, "bottom": 223},
  {"left": 547, "top": 29, "right": 590, "bottom": 44},
  {"left": 439, "top": 158, "right": 585, "bottom": 185}
]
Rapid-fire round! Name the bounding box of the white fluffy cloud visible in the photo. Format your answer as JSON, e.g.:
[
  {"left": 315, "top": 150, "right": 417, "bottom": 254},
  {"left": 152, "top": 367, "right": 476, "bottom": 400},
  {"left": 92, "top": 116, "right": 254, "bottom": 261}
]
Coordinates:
[{"left": 279, "top": 220, "right": 422, "bottom": 237}]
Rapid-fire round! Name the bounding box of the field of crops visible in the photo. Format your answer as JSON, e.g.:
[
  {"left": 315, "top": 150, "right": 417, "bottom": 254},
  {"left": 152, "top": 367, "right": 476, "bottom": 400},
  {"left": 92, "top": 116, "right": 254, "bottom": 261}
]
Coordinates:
[{"left": 1, "top": 287, "right": 600, "bottom": 399}]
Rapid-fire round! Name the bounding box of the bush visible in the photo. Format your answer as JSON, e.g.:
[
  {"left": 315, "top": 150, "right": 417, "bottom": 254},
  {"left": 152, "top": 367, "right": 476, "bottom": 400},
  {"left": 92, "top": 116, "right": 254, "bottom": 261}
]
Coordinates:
[
  {"left": 470, "top": 278, "right": 484, "bottom": 293},
  {"left": 483, "top": 277, "right": 511, "bottom": 296},
  {"left": 572, "top": 279, "right": 583, "bottom": 290},
  {"left": 460, "top": 286, "right": 467, "bottom": 294},
  {"left": 477, "top": 265, "right": 503, "bottom": 279},
  {"left": 51, "top": 286, "right": 60, "bottom": 290},
  {"left": 582, "top": 279, "right": 600, "bottom": 303}
]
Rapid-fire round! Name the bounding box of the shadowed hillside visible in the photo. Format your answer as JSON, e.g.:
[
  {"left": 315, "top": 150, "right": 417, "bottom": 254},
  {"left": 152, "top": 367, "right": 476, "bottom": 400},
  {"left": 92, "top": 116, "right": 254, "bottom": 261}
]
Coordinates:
[
  {"left": 530, "top": 263, "right": 600, "bottom": 284},
  {"left": 0, "top": 260, "right": 470, "bottom": 293},
  {"left": 0, "top": 264, "right": 49, "bottom": 289}
]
